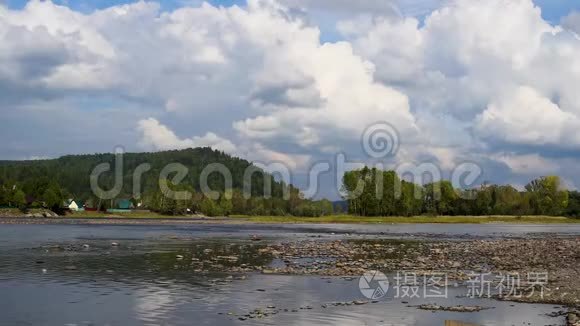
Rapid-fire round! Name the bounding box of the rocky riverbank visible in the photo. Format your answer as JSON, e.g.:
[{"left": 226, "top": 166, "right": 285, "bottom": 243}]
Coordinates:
[
  {"left": 67, "top": 235, "right": 574, "bottom": 309},
  {"left": 186, "top": 237, "right": 578, "bottom": 308},
  {"left": 0, "top": 208, "right": 59, "bottom": 218},
  {"left": 11, "top": 217, "right": 580, "bottom": 320}
]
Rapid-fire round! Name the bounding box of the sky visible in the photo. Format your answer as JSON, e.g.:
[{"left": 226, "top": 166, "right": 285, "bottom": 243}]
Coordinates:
[{"left": 1, "top": 0, "right": 580, "bottom": 199}]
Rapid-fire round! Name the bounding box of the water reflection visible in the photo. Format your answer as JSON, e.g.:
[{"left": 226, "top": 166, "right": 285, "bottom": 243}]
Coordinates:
[{"left": 134, "top": 286, "right": 179, "bottom": 324}]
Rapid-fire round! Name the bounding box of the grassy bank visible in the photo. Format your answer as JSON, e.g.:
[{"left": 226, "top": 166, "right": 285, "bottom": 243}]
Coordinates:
[
  {"left": 2, "top": 208, "right": 579, "bottom": 224},
  {"left": 229, "top": 215, "right": 580, "bottom": 224},
  {"left": 64, "top": 211, "right": 194, "bottom": 219},
  {"left": 0, "top": 209, "right": 185, "bottom": 219}
]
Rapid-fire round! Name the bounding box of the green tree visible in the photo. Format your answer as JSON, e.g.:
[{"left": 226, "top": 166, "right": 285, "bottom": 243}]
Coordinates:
[
  {"left": 492, "top": 185, "right": 522, "bottom": 215},
  {"left": 526, "top": 176, "right": 568, "bottom": 215},
  {"left": 565, "top": 191, "right": 580, "bottom": 218},
  {"left": 200, "top": 197, "right": 223, "bottom": 217},
  {"left": 218, "top": 195, "right": 233, "bottom": 216},
  {"left": 12, "top": 189, "right": 26, "bottom": 210},
  {"left": 422, "top": 181, "right": 457, "bottom": 215},
  {"left": 43, "top": 186, "right": 63, "bottom": 211}
]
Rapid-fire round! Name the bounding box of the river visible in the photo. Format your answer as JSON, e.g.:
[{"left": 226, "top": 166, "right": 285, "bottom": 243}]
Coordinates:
[{"left": 0, "top": 223, "right": 574, "bottom": 325}]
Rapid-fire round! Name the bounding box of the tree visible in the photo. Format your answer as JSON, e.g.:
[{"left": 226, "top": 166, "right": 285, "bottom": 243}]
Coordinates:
[
  {"left": 526, "top": 176, "right": 568, "bottom": 216},
  {"left": 0, "top": 184, "right": 6, "bottom": 207},
  {"left": 565, "top": 191, "right": 580, "bottom": 218},
  {"left": 436, "top": 181, "right": 457, "bottom": 215},
  {"left": 318, "top": 199, "right": 334, "bottom": 216},
  {"left": 43, "top": 188, "right": 61, "bottom": 211},
  {"left": 492, "top": 185, "right": 522, "bottom": 215},
  {"left": 12, "top": 189, "right": 26, "bottom": 210},
  {"left": 200, "top": 197, "right": 223, "bottom": 217},
  {"left": 218, "top": 195, "right": 233, "bottom": 216},
  {"left": 395, "top": 181, "right": 422, "bottom": 216},
  {"left": 475, "top": 185, "right": 493, "bottom": 215}
]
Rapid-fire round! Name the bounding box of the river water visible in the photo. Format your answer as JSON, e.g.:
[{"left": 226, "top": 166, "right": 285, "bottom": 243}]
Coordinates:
[{"left": 0, "top": 223, "right": 573, "bottom": 325}]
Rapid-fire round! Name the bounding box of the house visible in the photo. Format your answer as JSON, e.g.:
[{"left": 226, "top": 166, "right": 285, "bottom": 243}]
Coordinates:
[
  {"left": 116, "top": 199, "right": 134, "bottom": 210},
  {"left": 106, "top": 198, "right": 135, "bottom": 213},
  {"left": 84, "top": 199, "right": 98, "bottom": 212},
  {"left": 64, "top": 199, "right": 79, "bottom": 211}
]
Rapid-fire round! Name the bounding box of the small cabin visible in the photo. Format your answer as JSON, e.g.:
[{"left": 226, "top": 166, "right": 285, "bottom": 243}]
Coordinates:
[
  {"left": 64, "top": 199, "right": 79, "bottom": 211},
  {"left": 106, "top": 199, "right": 135, "bottom": 213}
]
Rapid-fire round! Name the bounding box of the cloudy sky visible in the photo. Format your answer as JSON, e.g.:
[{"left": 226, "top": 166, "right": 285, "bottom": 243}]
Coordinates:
[{"left": 1, "top": 0, "right": 580, "bottom": 198}]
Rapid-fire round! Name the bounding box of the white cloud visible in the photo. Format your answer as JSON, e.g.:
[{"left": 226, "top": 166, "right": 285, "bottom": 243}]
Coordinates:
[
  {"left": 562, "top": 11, "right": 580, "bottom": 34},
  {"left": 137, "top": 118, "right": 310, "bottom": 169},
  {"left": 280, "top": 0, "right": 445, "bottom": 17},
  {"left": 340, "top": 0, "right": 580, "bottom": 153},
  {"left": 0, "top": 1, "right": 118, "bottom": 91},
  {"left": 137, "top": 118, "right": 236, "bottom": 153},
  {"left": 475, "top": 86, "right": 580, "bottom": 147},
  {"left": 492, "top": 152, "right": 559, "bottom": 175},
  {"left": 2, "top": 0, "right": 580, "bottom": 190}
]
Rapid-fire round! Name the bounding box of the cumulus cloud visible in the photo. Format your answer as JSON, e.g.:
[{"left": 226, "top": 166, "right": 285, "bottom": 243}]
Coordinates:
[
  {"left": 2, "top": 0, "right": 580, "bottom": 194},
  {"left": 137, "top": 118, "right": 311, "bottom": 170},
  {"left": 340, "top": 0, "right": 580, "bottom": 163},
  {"left": 475, "top": 86, "right": 580, "bottom": 147},
  {"left": 492, "top": 152, "right": 559, "bottom": 175},
  {"left": 562, "top": 11, "right": 580, "bottom": 34},
  {"left": 137, "top": 118, "right": 236, "bottom": 153},
  {"left": 280, "top": 0, "right": 445, "bottom": 17},
  {"left": 0, "top": 1, "right": 118, "bottom": 92}
]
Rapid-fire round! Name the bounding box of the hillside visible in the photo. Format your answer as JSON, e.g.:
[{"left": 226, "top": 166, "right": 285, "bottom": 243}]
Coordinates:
[
  {"left": 0, "top": 148, "right": 288, "bottom": 199},
  {"left": 0, "top": 148, "right": 338, "bottom": 216}
]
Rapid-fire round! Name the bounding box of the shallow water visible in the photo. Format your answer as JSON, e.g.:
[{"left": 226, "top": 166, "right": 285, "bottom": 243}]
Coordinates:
[{"left": 0, "top": 224, "right": 569, "bottom": 325}]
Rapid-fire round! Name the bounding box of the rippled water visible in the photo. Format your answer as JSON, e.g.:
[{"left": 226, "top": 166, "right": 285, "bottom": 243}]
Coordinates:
[{"left": 0, "top": 224, "right": 569, "bottom": 325}]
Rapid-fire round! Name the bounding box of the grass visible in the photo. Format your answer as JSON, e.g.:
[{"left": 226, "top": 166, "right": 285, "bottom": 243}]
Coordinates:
[
  {"left": 0, "top": 209, "right": 183, "bottom": 219},
  {"left": 2, "top": 208, "right": 579, "bottom": 224},
  {"left": 228, "top": 214, "right": 580, "bottom": 224},
  {"left": 64, "top": 211, "right": 188, "bottom": 219}
]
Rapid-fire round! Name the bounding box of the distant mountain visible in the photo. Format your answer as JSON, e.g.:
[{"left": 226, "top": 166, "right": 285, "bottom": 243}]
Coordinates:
[{"left": 0, "top": 147, "right": 290, "bottom": 200}]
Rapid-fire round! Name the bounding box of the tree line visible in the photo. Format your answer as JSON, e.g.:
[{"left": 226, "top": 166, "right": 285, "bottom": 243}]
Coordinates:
[
  {"left": 0, "top": 176, "right": 66, "bottom": 212},
  {"left": 0, "top": 148, "right": 334, "bottom": 217},
  {"left": 342, "top": 167, "right": 578, "bottom": 217},
  {"left": 143, "top": 186, "right": 334, "bottom": 217},
  {"left": 2, "top": 149, "right": 579, "bottom": 218}
]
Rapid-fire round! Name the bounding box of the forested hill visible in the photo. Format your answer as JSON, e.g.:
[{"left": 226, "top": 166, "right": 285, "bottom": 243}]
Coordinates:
[{"left": 0, "top": 148, "right": 290, "bottom": 202}]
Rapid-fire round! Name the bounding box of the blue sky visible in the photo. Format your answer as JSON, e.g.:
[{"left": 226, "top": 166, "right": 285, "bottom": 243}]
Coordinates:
[
  {"left": 2, "top": 0, "right": 580, "bottom": 198},
  {"left": 3, "top": 0, "right": 578, "bottom": 44},
  {"left": 4, "top": 0, "right": 580, "bottom": 21}
]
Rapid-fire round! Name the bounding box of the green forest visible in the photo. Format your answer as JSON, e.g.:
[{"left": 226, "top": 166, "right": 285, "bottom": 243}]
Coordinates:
[
  {"left": 0, "top": 148, "right": 333, "bottom": 217},
  {"left": 342, "top": 167, "right": 580, "bottom": 217},
  {"left": 1, "top": 149, "right": 579, "bottom": 218}
]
